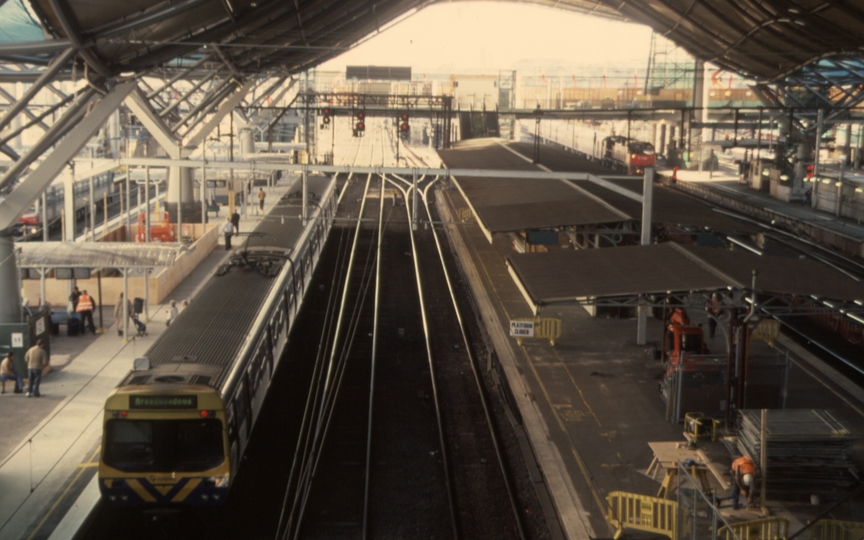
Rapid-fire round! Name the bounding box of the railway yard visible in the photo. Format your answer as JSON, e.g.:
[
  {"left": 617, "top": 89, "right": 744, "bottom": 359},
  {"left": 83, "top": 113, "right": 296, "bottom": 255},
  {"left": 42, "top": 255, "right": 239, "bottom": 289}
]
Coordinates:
[{"left": 6, "top": 1, "right": 864, "bottom": 539}]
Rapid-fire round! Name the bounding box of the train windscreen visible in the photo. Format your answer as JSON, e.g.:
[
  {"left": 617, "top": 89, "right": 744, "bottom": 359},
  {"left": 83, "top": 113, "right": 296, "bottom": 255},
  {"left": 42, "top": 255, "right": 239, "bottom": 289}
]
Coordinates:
[
  {"left": 629, "top": 142, "right": 655, "bottom": 155},
  {"left": 104, "top": 419, "right": 224, "bottom": 472}
]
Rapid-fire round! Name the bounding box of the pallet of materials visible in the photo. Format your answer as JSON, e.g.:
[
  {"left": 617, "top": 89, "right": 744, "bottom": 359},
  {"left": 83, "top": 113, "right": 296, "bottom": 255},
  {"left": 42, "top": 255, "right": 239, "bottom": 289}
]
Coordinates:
[{"left": 736, "top": 409, "right": 858, "bottom": 501}]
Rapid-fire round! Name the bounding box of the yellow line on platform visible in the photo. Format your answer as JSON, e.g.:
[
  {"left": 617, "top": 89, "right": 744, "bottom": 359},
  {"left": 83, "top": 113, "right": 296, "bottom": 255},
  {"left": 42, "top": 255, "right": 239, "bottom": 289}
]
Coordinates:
[{"left": 444, "top": 189, "right": 609, "bottom": 525}]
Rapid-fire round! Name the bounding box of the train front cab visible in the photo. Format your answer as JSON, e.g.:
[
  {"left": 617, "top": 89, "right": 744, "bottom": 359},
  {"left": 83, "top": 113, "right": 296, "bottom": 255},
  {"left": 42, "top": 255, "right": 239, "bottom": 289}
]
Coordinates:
[{"left": 99, "top": 386, "right": 231, "bottom": 506}]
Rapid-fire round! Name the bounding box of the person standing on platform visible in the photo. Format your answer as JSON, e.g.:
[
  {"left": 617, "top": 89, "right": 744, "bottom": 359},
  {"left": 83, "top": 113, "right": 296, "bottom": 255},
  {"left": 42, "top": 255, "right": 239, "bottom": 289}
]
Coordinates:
[
  {"left": 231, "top": 210, "right": 240, "bottom": 234},
  {"left": 69, "top": 286, "right": 81, "bottom": 312},
  {"left": 707, "top": 293, "right": 721, "bottom": 339},
  {"left": 25, "top": 340, "right": 48, "bottom": 397},
  {"left": 166, "top": 300, "right": 179, "bottom": 327},
  {"left": 114, "top": 293, "right": 133, "bottom": 336},
  {"left": 1, "top": 351, "right": 23, "bottom": 394},
  {"left": 76, "top": 290, "right": 96, "bottom": 334},
  {"left": 730, "top": 455, "right": 757, "bottom": 509},
  {"left": 223, "top": 216, "right": 235, "bottom": 250},
  {"left": 257, "top": 188, "right": 266, "bottom": 212}
]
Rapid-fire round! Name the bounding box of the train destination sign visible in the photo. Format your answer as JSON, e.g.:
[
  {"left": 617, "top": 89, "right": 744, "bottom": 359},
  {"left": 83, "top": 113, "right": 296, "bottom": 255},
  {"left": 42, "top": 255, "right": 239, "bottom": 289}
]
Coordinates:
[
  {"left": 129, "top": 395, "right": 198, "bottom": 409},
  {"left": 510, "top": 320, "right": 535, "bottom": 338}
]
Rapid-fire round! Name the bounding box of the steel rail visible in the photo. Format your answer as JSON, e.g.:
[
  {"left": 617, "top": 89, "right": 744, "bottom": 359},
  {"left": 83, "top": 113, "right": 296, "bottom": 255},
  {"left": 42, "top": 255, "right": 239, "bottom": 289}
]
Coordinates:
[
  {"left": 386, "top": 173, "right": 460, "bottom": 539},
  {"left": 276, "top": 137, "right": 372, "bottom": 540},
  {"left": 420, "top": 175, "right": 527, "bottom": 539},
  {"left": 286, "top": 130, "right": 378, "bottom": 538},
  {"left": 362, "top": 169, "right": 386, "bottom": 540},
  {"left": 275, "top": 224, "right": 350, "bottom": 540}
]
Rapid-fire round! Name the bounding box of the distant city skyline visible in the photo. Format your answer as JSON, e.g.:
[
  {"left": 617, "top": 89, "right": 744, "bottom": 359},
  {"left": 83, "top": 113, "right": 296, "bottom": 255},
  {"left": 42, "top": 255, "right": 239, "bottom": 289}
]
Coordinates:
[{"left": 319, "top": 2, "right": 654, "bottom": 76}]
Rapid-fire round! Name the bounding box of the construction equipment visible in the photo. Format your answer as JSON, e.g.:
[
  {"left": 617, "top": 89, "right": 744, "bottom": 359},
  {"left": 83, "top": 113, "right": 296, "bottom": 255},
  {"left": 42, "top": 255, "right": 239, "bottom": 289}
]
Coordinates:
[{"left": 659, "top": 307, "right": 727, "bottom": 423}]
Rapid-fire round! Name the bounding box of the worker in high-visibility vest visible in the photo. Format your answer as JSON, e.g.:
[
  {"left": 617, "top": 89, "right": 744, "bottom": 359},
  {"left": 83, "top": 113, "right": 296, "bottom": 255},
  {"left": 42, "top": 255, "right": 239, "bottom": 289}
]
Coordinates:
[
  {"left": 730, "top": 455, "right": 757, "bottom": 509},
  {"left": 76, "top": 290, "right": 97, "bottom": 335}
]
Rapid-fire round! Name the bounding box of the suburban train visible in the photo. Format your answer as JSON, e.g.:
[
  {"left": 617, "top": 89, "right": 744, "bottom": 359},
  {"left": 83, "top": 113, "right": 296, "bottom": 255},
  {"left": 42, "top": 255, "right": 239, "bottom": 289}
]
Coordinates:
[
  {"left": 98, "top": 178, "right": 336, "bottom": 506},
  {"left": 520, "top": 120, "right": 656, "bottom": 175},
  {"left": 14, "top": 171, "right": 116, "bottom": 239}
]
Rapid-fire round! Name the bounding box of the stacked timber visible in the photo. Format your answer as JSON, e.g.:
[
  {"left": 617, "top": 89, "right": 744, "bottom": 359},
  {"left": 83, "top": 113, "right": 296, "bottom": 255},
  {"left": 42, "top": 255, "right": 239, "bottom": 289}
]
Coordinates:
[{"left": 736, "top": 409, "right": 858, "bottom": 501}]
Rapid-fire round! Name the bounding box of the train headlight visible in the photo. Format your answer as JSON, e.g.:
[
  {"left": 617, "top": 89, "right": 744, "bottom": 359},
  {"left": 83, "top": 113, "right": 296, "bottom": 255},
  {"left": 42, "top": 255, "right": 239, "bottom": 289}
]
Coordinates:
[
  {"left": 631, "top": 154, "right": 637, "bottom": 159},
  {"left": 30, "top": 227, "right": 38, "bottom": 234},
  {"left": 206, "top": 475, "right": 229, "bottom": 487}
]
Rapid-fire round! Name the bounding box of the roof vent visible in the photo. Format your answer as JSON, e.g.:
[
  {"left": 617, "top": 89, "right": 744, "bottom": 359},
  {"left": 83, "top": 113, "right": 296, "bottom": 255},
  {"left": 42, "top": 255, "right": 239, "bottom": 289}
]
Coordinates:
[
  {"left": 154, "top": 375, "right": 186, "bottom": 384},
  {"left": 133, "top": 357, "right": 150, "bottom": 371}
]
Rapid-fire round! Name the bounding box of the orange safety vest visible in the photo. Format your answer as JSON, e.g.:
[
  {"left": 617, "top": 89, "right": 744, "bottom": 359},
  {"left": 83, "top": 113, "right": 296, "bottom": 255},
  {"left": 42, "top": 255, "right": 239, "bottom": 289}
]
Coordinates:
[
  {"left": 731, "top": 456, "right": 756, "bottom": 476},
  {"left": 76, "top": 294, "right": 94, "bottom": 312}
]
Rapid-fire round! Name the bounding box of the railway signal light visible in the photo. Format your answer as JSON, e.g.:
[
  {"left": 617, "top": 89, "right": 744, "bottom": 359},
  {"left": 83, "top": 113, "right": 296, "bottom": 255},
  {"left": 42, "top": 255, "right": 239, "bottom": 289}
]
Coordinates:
[
  {"left": 321, "top": 107, "right": 331, "bottom": 128},
  {"left": 399, "top": 112, "right": 409, "bottom": 139},
  {"left": 355, "top": 110, "right": 365, "bottom": 135}
]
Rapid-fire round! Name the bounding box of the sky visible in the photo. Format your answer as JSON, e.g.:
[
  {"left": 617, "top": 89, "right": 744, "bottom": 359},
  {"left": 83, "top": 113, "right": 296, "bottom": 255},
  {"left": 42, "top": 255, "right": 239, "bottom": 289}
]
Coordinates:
[{"left": 319, "top": 2, "right": 655, "bottom": 75}]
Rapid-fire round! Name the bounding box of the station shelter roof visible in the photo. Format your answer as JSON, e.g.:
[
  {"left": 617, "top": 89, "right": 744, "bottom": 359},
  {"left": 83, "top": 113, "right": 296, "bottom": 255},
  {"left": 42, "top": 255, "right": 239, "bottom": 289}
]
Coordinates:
[
  {"left": 9, "top": 0, "right": 864, "bottom": 81},
  {"left": 18, "top": 242, "right": 181, "bottom": 269},
  {"left": 507, "top": 242, "right": 864, "bottom": 309},
  {"left": 440, "top": 139, "right": 759, "bottom": 237}
]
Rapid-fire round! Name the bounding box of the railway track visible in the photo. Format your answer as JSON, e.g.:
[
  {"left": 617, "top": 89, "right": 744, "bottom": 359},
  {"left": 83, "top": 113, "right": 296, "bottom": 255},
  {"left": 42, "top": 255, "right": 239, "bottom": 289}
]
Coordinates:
[{"left": 276, "top": 125, "right": 545, "bottom": 538}]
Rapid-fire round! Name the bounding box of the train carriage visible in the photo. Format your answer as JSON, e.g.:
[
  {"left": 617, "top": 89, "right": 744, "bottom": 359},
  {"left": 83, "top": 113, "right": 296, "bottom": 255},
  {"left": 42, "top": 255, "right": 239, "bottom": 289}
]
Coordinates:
[{"left": 99, "top": 176, "right": 336, "bottom": 506}]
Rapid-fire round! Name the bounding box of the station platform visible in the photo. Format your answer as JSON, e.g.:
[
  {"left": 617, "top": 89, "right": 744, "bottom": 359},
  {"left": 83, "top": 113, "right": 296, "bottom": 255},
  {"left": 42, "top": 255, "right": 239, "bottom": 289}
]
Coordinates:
[
  {"left": 0, "top": 175, "right": 302, "bottom": 540},
  {"left": 436, "top": 143, "right": 864, "bottom": 538},
  {"left": 512, "top": 139, "right": 864, "bottom": 255}
]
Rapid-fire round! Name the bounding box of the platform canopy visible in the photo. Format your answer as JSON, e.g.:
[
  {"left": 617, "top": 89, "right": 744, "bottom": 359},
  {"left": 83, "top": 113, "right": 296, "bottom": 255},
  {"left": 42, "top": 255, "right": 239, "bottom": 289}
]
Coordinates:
[
  {"left": 18, "top": 242, "right": 182, "bottom": 269},
  {"left": 4, "top": 0, "right": 863, "bottom": 82},
  {"left": 506, "top": 242, "right": 864, "bottom": 312}
]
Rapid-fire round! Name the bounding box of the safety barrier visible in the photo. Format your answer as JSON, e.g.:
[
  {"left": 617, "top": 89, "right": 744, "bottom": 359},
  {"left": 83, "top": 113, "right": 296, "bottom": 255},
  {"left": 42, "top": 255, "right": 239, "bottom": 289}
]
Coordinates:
[
  {"left": 510, "top": 317, "right": 561, "bottom": 346},
  {"left": 752, "top": 319, "right": 781, "bottom": 346},
  {"left": 457, "top": 207, "right": 473, "bottom": 222},
  {"left": 806, "top": 520, "right": 864, "bottom": 540},
  {"left": 719, "top": 517, "right": 789, "bottom": 540},
  {"left": 606, "top": 491, "right": 677, "bottom": 540}
]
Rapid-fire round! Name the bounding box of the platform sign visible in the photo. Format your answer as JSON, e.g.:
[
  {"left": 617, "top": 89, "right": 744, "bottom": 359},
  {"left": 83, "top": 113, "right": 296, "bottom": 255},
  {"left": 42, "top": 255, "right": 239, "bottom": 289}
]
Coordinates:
[
  {"left": 11, "top": 333, "right": 23, "bottom": 347},
  {"left": 510, "top": 320, "right": 535, "bottom": 338}
]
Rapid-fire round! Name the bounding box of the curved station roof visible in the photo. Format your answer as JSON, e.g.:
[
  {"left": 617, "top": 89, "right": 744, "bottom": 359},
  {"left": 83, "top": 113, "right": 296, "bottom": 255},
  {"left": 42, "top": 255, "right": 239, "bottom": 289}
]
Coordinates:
[{"left": 5, "top": 0, "right": 864, "bottom": 81}]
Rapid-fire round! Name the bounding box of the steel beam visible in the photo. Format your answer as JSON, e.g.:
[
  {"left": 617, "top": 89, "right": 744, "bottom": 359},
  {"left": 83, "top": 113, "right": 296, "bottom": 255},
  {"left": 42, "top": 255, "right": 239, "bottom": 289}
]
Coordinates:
[
  {"left": 0, "top": 81, "right": 137, "bottom": 231},
  {"left": 125, "top": 87, "right": 182, "bottom": 158},
  {"left": 0, "top": 87, "right": 98, "bottom": 194},
  {"left": 173, "top": 77, "right": 234, "bottom": 132},
  {"left": 0, "top": 48, "right": 75, "bottom": 133},
  {"left": 158, "top": 70, "right": 220, "bottom": 118},
  {"left": 0, "top": 39, "right": 72, "bottom": 56},
  {"left": 0, "top": 87, "right": 50, "bottom": 131},
  {"left": 186, "top": 79, "right": 255, "bottom": 149},
  {"left": 145, "top": 55, "right": 212, "bottom": 99}
]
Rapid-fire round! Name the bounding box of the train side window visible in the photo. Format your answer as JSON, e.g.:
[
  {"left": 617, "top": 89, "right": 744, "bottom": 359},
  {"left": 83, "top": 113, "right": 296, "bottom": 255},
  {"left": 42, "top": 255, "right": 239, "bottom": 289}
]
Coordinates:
[
  {"left": 234, "top": 384, "right": 249, "bottom": 431},
  {"left": 247, "top": 360, "right": 260, "bottom": 393},
  {"left": 226, "top": 402, "right": 236, "bottom": 440}
]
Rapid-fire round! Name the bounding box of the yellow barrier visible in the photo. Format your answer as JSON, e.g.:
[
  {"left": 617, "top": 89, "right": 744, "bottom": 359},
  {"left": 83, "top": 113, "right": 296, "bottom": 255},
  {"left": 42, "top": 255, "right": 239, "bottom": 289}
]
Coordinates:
[
  {"left": 806, "top": 520, "right": 864, "bottom": 540},
  {"left": 752, "top": 319, "right": 781, "bottom": 346},
  {"left": 719, "top": 517, "right": 789, "bottom": 540},
  {"left": 606, "top": 491, "right": 677, "bottom": 540},
  {"left": 510, "top": 317, "right": 562, "bottom": 346},
  {"left": 457, "top": 207, "right": 473, "bottom": 222}
]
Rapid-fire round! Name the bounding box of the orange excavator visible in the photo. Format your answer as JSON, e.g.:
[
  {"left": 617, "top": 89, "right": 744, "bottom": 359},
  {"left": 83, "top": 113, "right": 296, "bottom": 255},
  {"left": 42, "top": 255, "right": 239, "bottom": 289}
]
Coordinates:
[
  {"left": 136, "top": 211, "right": 176, "bottom": 243},
  {"left": 659, "top": 307, "right": 725, "bottom": 422}
]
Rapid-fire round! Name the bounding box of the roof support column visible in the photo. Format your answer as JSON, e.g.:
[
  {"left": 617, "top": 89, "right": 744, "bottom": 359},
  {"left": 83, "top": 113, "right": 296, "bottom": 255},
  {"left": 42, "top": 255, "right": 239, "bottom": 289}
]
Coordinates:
[
  {"left": 0, "top": 230, "right": 21, "bottom": 323},
  {"left": 636, "top": 167, "right": 654, "bottom": 345}
]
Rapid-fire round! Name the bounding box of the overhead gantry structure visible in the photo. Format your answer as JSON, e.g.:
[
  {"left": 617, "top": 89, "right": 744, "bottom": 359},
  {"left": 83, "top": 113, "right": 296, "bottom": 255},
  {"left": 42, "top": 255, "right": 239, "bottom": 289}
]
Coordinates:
[{"left": 2, "top": 0, "right": 864, "bottom": 325}]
